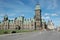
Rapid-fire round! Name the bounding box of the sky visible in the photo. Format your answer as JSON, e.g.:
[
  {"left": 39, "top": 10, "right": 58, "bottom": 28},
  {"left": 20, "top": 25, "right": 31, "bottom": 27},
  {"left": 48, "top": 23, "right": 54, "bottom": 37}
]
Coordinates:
[{"left": 0, "top": 0, "right": 60, "bottom": 27}]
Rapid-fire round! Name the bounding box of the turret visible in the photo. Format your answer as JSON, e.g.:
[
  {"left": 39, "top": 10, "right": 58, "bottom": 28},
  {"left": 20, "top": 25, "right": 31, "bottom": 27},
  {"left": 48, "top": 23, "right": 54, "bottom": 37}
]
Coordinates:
[{"left": 4, "top": 15, "right": 8, "bottom": 21}]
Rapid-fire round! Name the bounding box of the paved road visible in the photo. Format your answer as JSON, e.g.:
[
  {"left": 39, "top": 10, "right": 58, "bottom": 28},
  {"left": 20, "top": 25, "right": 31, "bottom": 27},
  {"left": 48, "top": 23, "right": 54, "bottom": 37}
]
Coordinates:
[{"left": 0, "top": 31, "right": 60, "bottom": 40}]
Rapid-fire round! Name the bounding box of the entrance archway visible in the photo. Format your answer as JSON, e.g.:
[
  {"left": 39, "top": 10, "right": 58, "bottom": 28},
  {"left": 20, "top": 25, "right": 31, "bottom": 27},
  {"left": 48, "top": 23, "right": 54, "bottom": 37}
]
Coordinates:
[{"left": 16, "top": 25, "right": 21, "bottom": 30}]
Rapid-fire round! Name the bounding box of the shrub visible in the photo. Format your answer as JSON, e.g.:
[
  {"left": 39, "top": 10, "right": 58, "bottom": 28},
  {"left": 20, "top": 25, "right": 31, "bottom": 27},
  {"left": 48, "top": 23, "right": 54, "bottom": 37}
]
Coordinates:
[
  {"left": 11, "top": 31, "right": 16, "bottom": 33},
  {"left": 4, "top": 31, "right": 8, "bottom": 34}
]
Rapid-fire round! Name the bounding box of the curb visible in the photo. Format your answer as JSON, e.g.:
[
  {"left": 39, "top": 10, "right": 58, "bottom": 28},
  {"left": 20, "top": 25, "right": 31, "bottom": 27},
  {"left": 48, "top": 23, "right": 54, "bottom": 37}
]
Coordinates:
[{"left": 0, "top": 33, "right": 24, "bottom": 37}]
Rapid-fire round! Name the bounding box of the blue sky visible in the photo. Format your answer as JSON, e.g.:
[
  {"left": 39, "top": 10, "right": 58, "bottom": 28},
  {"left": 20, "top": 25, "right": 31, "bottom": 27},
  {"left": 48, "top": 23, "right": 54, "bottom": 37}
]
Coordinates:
[{"left": 0, "top": 0, "right": 60, "bottom": 27}]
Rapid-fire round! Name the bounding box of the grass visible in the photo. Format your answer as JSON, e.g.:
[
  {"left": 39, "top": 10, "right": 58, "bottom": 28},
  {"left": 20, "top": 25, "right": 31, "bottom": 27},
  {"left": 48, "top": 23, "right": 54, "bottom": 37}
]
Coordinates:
[
  {"left": 0, "top": 30, "right": 11, "bottom": 35},
  {"left": 0, "top": 29, "right": 37, "bottom": 35}
]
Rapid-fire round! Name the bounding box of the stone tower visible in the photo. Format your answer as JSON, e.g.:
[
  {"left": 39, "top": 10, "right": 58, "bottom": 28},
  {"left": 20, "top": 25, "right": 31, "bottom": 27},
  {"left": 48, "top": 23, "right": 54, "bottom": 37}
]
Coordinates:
[
  {"left": 3, "top": 15, "right": 9, "bottom": 30},
  {"left": 4, "top": 15, "right": 8, "bottom": 21},
  {"left": 34, "top": 3, "right": 42, "bottom": 30}
]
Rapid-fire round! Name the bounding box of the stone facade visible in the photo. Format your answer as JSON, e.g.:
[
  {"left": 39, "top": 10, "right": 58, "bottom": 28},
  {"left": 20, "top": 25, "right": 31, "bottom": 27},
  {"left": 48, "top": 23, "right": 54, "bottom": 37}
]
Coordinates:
[
  {"left": 34, "top": 3, "right": 42, "bottom": 30},
  {"left": 0, "top": 15, "right": 35, "bottom": 30},
  {"left": 0, "top": 3, "right": 48, "bottom": 30},
  {"left": 47, "top": 20, "right": 54, "bottom": 30}
]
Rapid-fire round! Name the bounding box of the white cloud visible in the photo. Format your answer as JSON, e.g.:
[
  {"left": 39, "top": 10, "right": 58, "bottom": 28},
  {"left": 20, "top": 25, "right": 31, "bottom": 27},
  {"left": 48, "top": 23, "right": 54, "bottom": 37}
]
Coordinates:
[
  {"left": 45, "top": 16, "right": 50, "bottom": 19},
  {"left": 47, "top": 0, "right": 58, "bottom": 9},
  {"left": 43, "top": 13, "right": 50, "bottom": 19},
  {"left": 42, "top": 16, "right": 45, "bottom": 19},
  {"left": 44, "top": 13, "right": 58, "bottom": 17},
  {"left": 51, "top": 13, "right": 58, "bottom": 16},
  {"left": 42, "top": 16, "right": 50, "bottom": 20},
  {"left": 45, "top": 13, "right": 49, "bottom": 16}
]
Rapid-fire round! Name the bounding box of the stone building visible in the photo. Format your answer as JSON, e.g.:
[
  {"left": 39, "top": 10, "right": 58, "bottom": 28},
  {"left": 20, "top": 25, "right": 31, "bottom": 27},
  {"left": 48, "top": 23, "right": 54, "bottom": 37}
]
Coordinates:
[
  {"left": 47, "top": 20, "right": 54, "bottom": 30},
  {"left": 0, "top": 21, "right": 3, "bottom": 30},
  {"left": 0, "top": 15, "right": 35, "bottom": 30},
  {"left": 42, "top": 19, "right": 47, "bottom": 30},
  {"left": 3, "top": 15, "right": 9, "bottom": 30},
  {"left": 9, "top": 20, "right": 15, "bottom": 30},
  {"left": 0, "top": 3, "right": 48, "bottom": 30},
  {"left": 23, "top": 18, "right": 35, "bottom": 30},
  {"left": 14, "top": 16, "right": 24, "bottom": 30},
  {"left": 34, "top": 3, "right": 42, "bottom": 30}
]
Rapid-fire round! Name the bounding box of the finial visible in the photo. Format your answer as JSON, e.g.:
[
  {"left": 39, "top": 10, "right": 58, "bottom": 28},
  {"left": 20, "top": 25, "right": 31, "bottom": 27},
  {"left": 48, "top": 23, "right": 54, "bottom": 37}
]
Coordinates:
[{"left": 36, "top": 0, "right": 40, "bottom": 5}]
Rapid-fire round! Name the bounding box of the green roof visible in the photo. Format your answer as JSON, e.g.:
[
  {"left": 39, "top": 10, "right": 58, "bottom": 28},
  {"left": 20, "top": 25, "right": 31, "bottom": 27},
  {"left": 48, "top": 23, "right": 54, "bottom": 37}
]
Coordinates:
[
  {"left": 16, "top": 16, "right": 23, "bottom": 20},
  {"left": 4, "top": 15, "right": 8, "bottom": 18},
  {"left": 35, "top": 4, "right": 40, "bottom": 10},
  {"left": 42, "top": 19, "right": 45, "bottom": 23},
  {"left": 9, "top": 20, "right": 13, "bottom": 24},
  {"left": 0, "top": 21, "right": 1, "bottom": 24}
]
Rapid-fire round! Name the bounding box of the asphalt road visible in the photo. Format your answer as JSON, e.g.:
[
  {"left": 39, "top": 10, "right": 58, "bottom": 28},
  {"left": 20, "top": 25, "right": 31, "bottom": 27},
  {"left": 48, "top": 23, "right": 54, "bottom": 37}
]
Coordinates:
[{"left": 0, "top": 31, "right": 60, "bottom": 40}]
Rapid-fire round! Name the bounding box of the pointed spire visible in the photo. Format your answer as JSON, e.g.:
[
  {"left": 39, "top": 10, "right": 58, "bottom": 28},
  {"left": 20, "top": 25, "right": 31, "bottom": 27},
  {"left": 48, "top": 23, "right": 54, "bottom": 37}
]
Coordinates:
[
  {"left": 36, "top": 0, "right": 40, "bottom": 5},
  {"left": 35, "top": 1, "right": 40, "bottom": 10},
  {"left": 4, "top": 13, "right": 8, "bottom": 21}
]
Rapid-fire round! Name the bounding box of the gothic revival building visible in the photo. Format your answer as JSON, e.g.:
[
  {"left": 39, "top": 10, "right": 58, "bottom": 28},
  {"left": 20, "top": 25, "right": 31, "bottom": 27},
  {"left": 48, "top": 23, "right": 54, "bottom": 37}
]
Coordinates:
[
  {"left": 42, "top": 19, "right": 47, "bottom": 30},
  {"left": 3, "top": 15, "right": 9, "bottom": 30},
  {"left": 47, "top": 20, "right": 54, "bottom": 30},
  {"left": 34, "top": 3, "right": 42, "bottom": 30},
  {"left": 0, "top": 3, "right": 48, "bottom": 30},
  {"left": 0, "top": 15, "right": 35, "bottom": 30}
]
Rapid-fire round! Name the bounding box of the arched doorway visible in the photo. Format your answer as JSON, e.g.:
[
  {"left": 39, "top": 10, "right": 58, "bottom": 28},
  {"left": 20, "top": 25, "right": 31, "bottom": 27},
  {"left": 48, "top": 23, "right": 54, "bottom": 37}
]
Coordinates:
[{"left": 16, "top": 25, "right": 21, "bottom": 30}]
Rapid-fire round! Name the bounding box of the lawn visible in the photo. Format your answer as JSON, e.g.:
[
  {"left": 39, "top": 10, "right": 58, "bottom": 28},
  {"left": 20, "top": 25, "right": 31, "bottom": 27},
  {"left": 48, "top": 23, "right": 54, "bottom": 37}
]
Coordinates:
[{"left": 0, "top": 29, "right": 36, "bottom": 35}]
